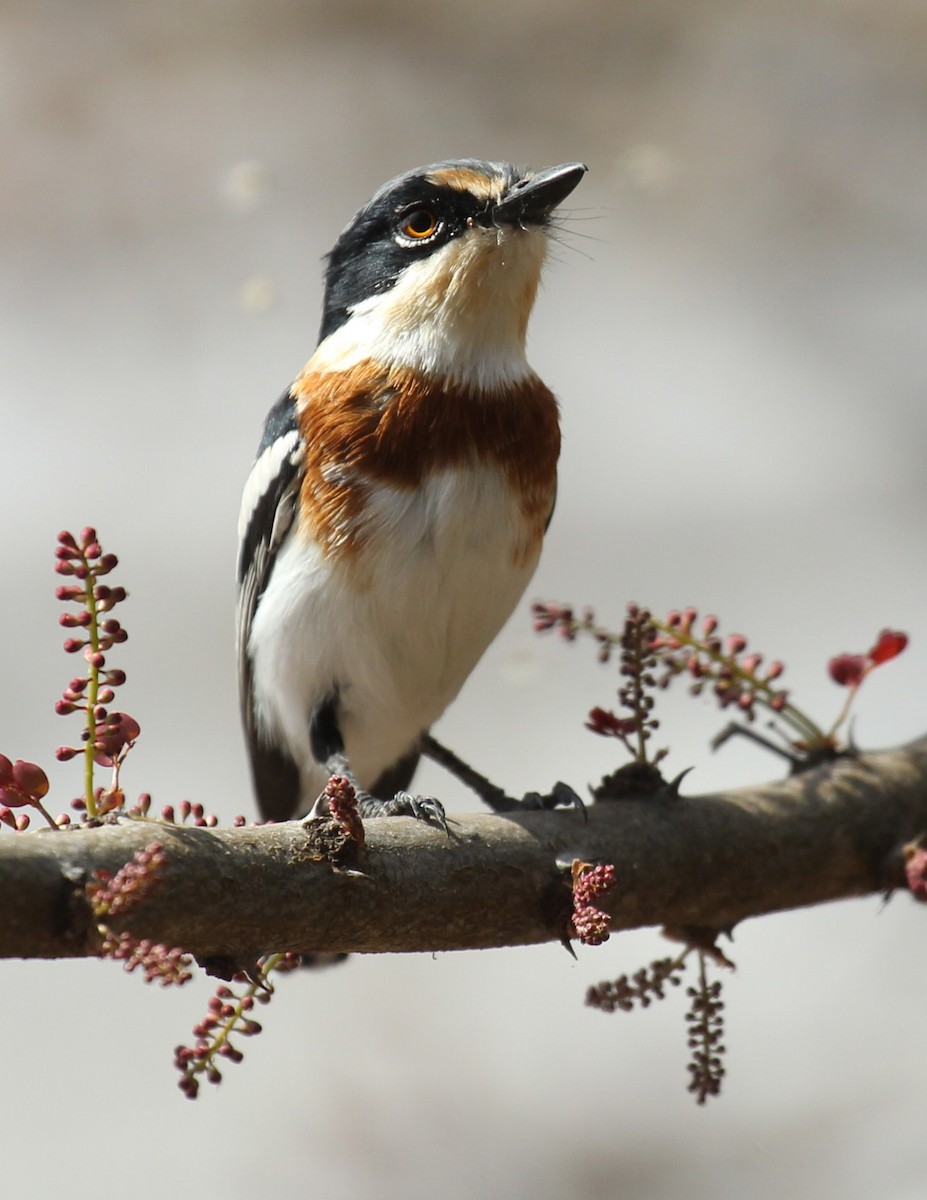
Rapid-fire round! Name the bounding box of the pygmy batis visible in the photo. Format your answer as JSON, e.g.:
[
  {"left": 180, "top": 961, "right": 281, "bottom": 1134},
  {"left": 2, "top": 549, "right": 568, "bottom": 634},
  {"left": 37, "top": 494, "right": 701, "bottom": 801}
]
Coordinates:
[{"left": 237, "top": 158, "right": 587, "bottom": 825}]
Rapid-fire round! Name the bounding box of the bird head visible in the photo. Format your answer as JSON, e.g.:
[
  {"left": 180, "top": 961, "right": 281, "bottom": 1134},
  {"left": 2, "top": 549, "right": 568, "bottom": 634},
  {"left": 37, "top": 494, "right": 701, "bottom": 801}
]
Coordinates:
[{"left": 312, "top": 159, "right": 587, "bottom": 390}]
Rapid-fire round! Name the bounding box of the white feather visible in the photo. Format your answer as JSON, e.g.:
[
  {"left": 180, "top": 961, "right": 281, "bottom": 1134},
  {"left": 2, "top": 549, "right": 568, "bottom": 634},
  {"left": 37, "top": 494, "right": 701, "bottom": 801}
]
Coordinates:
[
  {"left": 310, "top": 224, "right": 547, "bottom": 390},
  {"left": 247, "top": 463, "right": 539, "bottom": 801},
  {"left": 237, "top": 428, "right": 301, "bottom": 543}
]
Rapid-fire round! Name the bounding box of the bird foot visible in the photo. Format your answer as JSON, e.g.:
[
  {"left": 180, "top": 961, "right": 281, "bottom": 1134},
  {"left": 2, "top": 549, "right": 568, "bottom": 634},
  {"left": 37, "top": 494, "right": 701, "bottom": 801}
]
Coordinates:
[
  {"left": 358, "top": 790, "right": 448, "bottom": 833},
  {"left": 503, "top": 781, "right": 585, "bottom": 817}
]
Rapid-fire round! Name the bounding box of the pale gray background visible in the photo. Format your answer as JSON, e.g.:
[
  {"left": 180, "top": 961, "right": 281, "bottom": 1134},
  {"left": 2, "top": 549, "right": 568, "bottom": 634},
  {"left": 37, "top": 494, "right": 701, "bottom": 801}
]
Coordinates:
[{"left": 2, "top": 2, "right": 926, "bottom": 1197}]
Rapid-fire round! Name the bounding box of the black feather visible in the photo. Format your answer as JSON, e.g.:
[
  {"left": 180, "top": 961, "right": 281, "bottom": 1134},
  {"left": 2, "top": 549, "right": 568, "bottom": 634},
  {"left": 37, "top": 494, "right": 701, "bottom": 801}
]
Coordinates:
[{"left": 237, "top": 388, "right": 305, "bottom": 820}]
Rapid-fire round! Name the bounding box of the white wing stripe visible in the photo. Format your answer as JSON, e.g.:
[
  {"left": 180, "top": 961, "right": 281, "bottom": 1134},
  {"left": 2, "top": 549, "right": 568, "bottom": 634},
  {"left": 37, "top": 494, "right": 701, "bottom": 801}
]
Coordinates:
[{"left": 237, "top": 429, "right": 301, "bottom": 543}]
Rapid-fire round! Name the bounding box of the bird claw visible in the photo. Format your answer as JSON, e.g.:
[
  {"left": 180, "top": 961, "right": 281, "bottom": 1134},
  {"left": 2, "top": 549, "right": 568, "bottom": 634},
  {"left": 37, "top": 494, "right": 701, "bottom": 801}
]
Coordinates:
[{"left": 358, "top": 790, "right": 448, "bottom": 833}]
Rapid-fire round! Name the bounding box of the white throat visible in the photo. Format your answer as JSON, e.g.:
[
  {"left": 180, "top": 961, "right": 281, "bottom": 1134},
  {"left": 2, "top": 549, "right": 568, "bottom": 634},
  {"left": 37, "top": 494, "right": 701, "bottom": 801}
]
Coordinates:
[{"left": 310, "top": 226, "right": 548, "bottom": 390}]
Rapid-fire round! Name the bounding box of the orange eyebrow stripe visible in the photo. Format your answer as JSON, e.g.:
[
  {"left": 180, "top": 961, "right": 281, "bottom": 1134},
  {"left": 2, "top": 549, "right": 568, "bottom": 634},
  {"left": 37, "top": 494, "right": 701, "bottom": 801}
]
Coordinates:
[
  {"left": 292, "top": 361, "right": 560, "bottom": 562},
  {"left": 425, "top": 167, "right": 501, "bottom": 200}
]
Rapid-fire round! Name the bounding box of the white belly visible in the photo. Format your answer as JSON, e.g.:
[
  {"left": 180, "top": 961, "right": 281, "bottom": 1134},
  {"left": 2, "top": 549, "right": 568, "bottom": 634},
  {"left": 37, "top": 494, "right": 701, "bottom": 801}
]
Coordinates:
[{"left": 248, "top": 463, "right": 542, "bottom": 800}]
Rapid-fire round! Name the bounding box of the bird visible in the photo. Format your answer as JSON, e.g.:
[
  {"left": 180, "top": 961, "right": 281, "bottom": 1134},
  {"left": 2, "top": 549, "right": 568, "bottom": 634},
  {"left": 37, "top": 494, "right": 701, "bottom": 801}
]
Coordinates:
[{"left": 237, "top": 158, "right": 587, "bottom": 825}]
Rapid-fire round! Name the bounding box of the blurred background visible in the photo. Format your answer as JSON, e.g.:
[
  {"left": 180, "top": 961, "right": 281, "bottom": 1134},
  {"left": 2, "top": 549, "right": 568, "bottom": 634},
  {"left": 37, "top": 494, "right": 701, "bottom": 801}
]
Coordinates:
[{"left": 2, "top": 1, "right": 926, "bottom": 1196}]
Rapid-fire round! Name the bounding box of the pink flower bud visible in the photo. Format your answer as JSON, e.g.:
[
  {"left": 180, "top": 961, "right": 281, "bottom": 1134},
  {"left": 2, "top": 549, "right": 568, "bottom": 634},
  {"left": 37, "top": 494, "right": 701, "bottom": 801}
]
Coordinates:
[
  {"left": 903, "top": 844, "right": 927, "bottom": 902},
  {"left": 13, "top": 759, "right": 49, "bottom": 798},
  {"left": 828, "top": 653, "right": 867, "bottom": 687}
]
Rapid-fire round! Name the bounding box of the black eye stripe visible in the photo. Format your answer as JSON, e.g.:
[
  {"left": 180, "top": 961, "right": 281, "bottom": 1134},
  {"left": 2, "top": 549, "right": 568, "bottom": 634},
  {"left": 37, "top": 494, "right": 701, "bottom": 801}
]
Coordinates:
[{"left": 320, "top": 163, "right": 521, "bottom": 341}]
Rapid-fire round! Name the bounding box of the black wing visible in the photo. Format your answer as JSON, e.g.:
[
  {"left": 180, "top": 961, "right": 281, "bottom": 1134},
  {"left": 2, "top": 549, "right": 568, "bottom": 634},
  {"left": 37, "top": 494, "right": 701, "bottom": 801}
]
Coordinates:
[{"left": 237, "top": 389, "right": 305, "bottom": 820}]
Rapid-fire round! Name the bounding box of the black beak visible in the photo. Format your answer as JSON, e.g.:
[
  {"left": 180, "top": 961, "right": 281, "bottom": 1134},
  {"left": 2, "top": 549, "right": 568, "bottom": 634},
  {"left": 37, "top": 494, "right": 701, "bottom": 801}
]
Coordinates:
[{"left": 492, "top": 162, "right": 587, "bottom": 226}]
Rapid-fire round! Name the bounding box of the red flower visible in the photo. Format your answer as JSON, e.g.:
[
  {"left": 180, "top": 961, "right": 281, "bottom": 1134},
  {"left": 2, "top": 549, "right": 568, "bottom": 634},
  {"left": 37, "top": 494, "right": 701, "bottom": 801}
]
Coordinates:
[
  {"left": 585, "top": 707, "right": 638, "bottom": 738},
  {"left": 868, "top": 629, "right": 908, "bottom": 666},
  {"left": 828, "top": 628, "right": 908, "bottom": 688},
  {"left": 828, "top": 654, "right": 867, "bottom": 687}
]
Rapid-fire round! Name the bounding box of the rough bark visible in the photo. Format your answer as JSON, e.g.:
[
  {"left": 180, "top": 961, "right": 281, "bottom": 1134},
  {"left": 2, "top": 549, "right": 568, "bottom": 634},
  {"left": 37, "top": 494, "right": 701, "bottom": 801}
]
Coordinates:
[{"left": 2, "top": 736, "right": 926, "bottom": 962}]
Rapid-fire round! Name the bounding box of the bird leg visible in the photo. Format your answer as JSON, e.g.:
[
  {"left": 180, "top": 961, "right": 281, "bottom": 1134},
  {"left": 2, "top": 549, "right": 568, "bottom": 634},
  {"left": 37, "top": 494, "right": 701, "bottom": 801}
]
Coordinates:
[
  {"left": 304, "top": 751, "right": 448, "bottom": 832},
  {"left": 421, "top": 733, "right": 584, "bottom": 816}
]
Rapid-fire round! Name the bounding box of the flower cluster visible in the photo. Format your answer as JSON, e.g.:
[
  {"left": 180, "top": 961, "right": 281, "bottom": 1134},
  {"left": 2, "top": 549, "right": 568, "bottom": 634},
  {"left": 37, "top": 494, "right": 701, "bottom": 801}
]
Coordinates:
[
  {"left": 535, "top": 601, "right": 801, "bottom": 727},
  {"left": 686, "top": 956, "right": 726, "bottom": 1105},
  {"left": 650, "top": 608, "right": 793, "bottom": 726},
  {"left": 570, "top": 860, "right": 617, "bottom": 946},
  {"left": 587, "top": 947, "right": 727, "bottom": 1106},
  {"left": 174, "top": 953, "right": 301, "bottom": 1099},
  {"left": 88, "top": 842, "right": 193, "bottom": 987},
  {"left": 325, "top": 773, "right": 365, "bottom": 845},
  {"left": 584, "top": 605, "right": 666, "bottom": 766},
  {"left": 100, "top": 931, "right": 193, "bottom": 987},
  {"left": 586, "top": 956, "right": 687, "bottom": 1013},
  {"left": 5, "top": 524, "right": 311, "bottom": 1099},
  {"left": 88, "top": 841, "right": 169, "bottom": 920},
  {"left": 54, "top": 528, "right": 137, "bottom": 818},
  {"left": 535, "top": 600, "right": 909, "bottom": 764}
]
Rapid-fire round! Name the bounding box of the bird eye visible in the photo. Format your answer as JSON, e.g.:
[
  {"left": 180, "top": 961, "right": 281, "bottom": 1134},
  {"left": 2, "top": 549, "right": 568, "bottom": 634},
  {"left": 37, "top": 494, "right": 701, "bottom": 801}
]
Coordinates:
[{"left": 397, "top": 207, "right": 440, "bottom": 241}]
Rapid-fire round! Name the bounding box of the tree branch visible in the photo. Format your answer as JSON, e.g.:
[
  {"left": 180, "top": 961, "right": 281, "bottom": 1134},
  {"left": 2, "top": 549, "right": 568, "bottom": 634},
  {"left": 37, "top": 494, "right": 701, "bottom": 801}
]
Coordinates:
[{"left": 3, "top": 735, "right": 926, "bottom": 962}]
